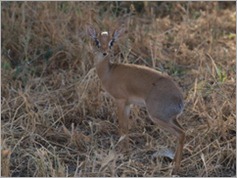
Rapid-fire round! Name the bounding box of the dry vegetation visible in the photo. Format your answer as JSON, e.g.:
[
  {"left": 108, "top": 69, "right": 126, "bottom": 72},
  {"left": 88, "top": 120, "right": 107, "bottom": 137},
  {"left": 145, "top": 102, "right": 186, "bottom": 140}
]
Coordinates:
[{"left": 1, "top": 1, "right": 236, "bottom": 177}]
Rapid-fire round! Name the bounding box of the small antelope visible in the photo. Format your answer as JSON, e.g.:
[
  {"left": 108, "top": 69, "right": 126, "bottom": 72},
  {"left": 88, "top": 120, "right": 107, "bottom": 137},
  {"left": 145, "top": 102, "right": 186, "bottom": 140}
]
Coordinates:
[{"left": 87, "top": 26, "right": 185, "bottom": 174}]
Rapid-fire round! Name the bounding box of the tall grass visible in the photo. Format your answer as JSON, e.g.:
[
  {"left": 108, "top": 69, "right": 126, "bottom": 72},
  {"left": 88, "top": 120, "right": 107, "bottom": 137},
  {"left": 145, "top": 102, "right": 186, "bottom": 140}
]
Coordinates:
[{"left": 1, "top": 1, "right": 236, "bottom": 176}]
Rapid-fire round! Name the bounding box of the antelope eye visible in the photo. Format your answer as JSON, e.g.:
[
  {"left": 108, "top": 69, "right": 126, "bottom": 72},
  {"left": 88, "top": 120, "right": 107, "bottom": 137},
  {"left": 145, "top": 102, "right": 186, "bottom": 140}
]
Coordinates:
[
  {"left": 109, "top": 39, "right": 115, "bottom": 49},
  {"left": 95, "top": 39, "right": 101, "bottom": 48}
]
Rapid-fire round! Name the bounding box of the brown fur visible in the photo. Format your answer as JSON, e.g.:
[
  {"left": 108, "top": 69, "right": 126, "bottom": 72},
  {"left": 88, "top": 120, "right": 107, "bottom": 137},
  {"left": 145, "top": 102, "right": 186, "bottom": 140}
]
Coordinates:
[{"left": 88, "top": 27, "right": 185, "bottom": 174}]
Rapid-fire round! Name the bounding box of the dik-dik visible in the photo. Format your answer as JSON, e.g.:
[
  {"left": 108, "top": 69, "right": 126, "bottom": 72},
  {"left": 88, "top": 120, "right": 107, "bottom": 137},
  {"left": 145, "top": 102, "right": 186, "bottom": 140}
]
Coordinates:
[{"left": 87, "top": 26, "right": 185, "bottom": 174}]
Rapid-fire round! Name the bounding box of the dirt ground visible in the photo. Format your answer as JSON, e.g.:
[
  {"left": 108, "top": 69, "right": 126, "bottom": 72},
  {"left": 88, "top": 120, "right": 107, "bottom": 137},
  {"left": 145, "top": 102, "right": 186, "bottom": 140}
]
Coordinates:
[{"left": 1, "top": 1, "right": 236, "bottom": 177}]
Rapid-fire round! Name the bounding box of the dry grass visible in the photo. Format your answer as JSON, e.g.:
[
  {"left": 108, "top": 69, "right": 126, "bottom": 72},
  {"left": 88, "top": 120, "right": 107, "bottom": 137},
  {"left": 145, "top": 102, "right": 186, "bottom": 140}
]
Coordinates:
[{"left": 1, "top": 1, "right": 236, "bottom": 177}]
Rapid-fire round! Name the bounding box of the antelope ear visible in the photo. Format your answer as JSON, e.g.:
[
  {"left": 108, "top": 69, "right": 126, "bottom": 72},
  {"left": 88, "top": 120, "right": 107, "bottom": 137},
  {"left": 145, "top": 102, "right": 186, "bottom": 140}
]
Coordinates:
[
  {"left": 112, "top": 27, "right": 125, "bottom": 40},
  {"left": 87, "top": 26, "right": 97, "bottom": 39}
]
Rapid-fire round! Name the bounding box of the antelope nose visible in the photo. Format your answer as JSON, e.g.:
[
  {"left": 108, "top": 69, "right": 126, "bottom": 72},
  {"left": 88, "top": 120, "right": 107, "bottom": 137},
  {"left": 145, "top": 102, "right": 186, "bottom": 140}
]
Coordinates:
[{"left": 103, "top": 52, "right": 107, "bottom": 56}]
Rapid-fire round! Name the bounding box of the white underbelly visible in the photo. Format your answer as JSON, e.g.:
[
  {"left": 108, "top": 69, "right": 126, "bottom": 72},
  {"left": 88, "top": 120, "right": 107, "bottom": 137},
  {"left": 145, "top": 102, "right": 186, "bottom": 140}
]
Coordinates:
[
  {"left": 129, "top": 97, "right": 146, "bottom": 106},
  {"left": 101, "top": 89, "right": 146, "bottom": 107}
]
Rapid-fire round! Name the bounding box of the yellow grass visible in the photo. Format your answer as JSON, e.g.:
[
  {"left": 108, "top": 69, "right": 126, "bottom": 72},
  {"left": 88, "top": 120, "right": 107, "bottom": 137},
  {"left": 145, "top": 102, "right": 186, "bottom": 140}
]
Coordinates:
[{"left": 1, "top": 1, "right": 236, "bottom": 176}]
